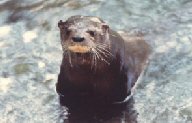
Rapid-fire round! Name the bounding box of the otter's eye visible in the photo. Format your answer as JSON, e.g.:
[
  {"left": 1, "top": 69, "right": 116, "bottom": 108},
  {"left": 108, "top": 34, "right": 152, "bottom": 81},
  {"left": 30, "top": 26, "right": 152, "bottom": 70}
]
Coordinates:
[
  {"left": 87, "top": 30, "right": 95, "bottom": 37},
  {"left": 66, "top": 29, "right": 71, "bottom": 35}
]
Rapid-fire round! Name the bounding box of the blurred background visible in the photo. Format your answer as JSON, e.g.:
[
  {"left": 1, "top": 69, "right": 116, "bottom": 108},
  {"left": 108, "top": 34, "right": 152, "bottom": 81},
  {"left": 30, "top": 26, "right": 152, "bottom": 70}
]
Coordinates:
[{"left": 0, "top": 0, "right": 192, "bottom": 123}]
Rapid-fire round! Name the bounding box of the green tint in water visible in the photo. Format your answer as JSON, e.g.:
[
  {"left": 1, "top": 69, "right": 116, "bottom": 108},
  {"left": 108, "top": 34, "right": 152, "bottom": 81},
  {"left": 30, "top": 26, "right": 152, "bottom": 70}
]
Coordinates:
[
  {"left": 0, "top": 0, "right": 192, "bottom": 123},
  {"left": 14, "top": 63, "right": 30, "bottom": 75}
]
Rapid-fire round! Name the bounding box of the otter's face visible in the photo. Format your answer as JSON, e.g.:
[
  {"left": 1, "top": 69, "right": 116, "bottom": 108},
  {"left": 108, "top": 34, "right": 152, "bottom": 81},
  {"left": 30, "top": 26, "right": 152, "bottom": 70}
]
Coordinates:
[{"left": 58, "top": 16, "right": 110, "bottom": 54}]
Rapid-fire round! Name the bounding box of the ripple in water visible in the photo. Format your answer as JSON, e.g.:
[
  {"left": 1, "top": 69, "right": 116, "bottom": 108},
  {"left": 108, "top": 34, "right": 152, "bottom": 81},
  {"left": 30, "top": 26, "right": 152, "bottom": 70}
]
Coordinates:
[{"left": 0, "top": 0, "right": 192, "bottom": 123}]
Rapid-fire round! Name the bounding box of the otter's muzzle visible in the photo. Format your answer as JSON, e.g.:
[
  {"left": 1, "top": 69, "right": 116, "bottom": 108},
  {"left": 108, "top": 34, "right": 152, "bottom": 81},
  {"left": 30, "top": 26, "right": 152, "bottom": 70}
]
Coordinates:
[{"left": 68, "top": 45, "right": 91, "bottom": 53}]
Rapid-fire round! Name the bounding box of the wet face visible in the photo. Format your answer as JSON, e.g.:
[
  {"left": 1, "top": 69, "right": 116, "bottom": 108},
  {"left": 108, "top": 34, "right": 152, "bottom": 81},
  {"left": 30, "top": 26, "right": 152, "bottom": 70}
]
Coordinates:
[
  {"left": 58, "top": 16, "right": 113, "bottom": 67},
  {"left": 58, "top": 16, "right": 109, "bottom": 54}
]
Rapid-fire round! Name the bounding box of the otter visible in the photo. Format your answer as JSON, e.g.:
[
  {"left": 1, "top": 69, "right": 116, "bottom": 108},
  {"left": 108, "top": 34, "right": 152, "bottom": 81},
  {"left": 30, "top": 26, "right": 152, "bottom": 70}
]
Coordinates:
[{"left": 56, "top": 15, "right": 150, "bottom": 104}]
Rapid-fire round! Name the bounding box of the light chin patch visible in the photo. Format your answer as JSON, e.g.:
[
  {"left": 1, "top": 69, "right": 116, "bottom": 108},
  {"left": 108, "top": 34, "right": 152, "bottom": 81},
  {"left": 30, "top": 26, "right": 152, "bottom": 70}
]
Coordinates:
[{"left": 68, "top": 45, "right": 90, "bottom": 53}]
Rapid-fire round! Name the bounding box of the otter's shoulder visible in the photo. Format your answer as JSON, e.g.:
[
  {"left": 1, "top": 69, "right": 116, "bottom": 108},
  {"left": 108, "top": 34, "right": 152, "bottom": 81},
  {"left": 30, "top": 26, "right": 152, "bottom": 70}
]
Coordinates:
[{"left": 118, "top": 31, "right": 151, "bottom": 63}]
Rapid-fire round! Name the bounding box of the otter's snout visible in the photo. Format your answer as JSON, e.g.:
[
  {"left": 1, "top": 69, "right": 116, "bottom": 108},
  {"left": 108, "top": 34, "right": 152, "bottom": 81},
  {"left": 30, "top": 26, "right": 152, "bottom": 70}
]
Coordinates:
[{"left": 72, "top": 37, "right": 85, "bottom": 42}]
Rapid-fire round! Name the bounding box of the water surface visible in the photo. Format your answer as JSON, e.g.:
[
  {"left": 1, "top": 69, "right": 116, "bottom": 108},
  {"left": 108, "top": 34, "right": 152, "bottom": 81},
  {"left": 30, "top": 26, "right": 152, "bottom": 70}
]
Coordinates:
[{"left": 0, "top": 0, "right": 192, "bottom": 123}]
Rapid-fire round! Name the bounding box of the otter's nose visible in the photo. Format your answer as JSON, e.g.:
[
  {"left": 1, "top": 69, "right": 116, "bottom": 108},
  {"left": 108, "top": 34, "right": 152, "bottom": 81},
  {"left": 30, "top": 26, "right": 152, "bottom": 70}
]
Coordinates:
[{"left": 72, "top": 37, "right": 85, "bottom": 42}]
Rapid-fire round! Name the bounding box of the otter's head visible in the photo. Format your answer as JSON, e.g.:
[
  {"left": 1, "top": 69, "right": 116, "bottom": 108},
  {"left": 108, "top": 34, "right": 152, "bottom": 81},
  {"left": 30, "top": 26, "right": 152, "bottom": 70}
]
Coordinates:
[
  {"left": 58, "top": 16, "right": 113, "bottom": 67},
  {"left": 58, "top": 16, "right": 110, "bottom": 53}
]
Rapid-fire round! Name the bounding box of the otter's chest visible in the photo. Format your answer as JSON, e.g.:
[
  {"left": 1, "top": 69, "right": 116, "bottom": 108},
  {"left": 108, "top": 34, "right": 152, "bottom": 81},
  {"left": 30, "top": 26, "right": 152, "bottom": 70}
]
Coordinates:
[{"left": 66, "top": 66, "right": 118, "bottom": 84}]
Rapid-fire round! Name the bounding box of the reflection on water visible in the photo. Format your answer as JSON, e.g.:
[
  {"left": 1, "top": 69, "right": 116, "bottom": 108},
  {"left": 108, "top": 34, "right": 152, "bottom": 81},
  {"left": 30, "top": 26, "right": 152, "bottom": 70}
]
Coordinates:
[
  {"left": 0, "top": 0, "right": 192, "bottom": 123},
  {"left": 60, "top": 97, "right": 137, "bottom": 123}
]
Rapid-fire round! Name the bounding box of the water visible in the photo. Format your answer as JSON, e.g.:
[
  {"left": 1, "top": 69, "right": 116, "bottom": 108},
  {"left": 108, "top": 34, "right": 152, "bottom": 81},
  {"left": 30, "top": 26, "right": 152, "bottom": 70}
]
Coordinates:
[{"left": 0, "top": 0, "right": 192, "bottom": 123}]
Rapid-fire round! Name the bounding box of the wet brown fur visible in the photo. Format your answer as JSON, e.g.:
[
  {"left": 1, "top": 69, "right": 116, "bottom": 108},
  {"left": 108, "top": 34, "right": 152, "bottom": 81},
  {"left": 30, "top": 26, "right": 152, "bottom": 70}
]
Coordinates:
[{"left": 56, "top": 15, "right": 151, "bottom": 104}]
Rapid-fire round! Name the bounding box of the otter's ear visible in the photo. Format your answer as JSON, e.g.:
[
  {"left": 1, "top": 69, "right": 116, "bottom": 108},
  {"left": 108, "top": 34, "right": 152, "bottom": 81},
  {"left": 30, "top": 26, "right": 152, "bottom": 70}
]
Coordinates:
[
  {"left": 58, "top": 20, "right": 66, "bottom": 29},
  {"left": 102, "top": 24, "right": 109, "bottom": 33}
]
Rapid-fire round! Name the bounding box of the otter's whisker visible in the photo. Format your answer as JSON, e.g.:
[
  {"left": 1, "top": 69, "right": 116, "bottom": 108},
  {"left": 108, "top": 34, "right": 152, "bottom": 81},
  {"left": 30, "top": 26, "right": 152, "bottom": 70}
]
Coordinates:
[
  {"left": 96, "top": 48, "right": 108, "bottom": 57},
  {"left": 62, "top": 48, "right": 69, "bottom": 64},
  {"left": 68, "top": 51, "right": 73, "bottom": 67},
  {"left": 92, "top": 52, "right": 97, "bottom": 71},
  {"left": 61, "top": 44, "right": 68, "bottom": 50},
  {"left": 94, "top": 49, "right": 101, "bottom": 65},
  {"left": 98, "top": 53, "right": 110, "bottom": 65},
  {"left": 96, "top": 43, "right": 111, "bottom": 51},
  {"left": 96, "top": 47, "right": 113, "bottom": 60},
  {"left": 97, "top": 44, "right": 113, "bottom": 54},
  {"left": 93, "top": 49, "right": 100, "bottom": 63},
  {"left": 96, "top": 43, "right": 109, "bottom": 48},
  {"left": 95, "top": 48, "right": 110, "bottom": 65},
  {"left": 91, "top": 51, "right": 95, "bottom": 69}
]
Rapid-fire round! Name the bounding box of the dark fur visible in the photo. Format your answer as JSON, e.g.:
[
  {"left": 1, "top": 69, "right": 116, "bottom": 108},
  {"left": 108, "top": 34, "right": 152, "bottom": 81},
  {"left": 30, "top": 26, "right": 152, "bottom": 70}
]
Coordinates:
[{"left": 56, "top": 16, "right": 150, "bottom": 104}]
